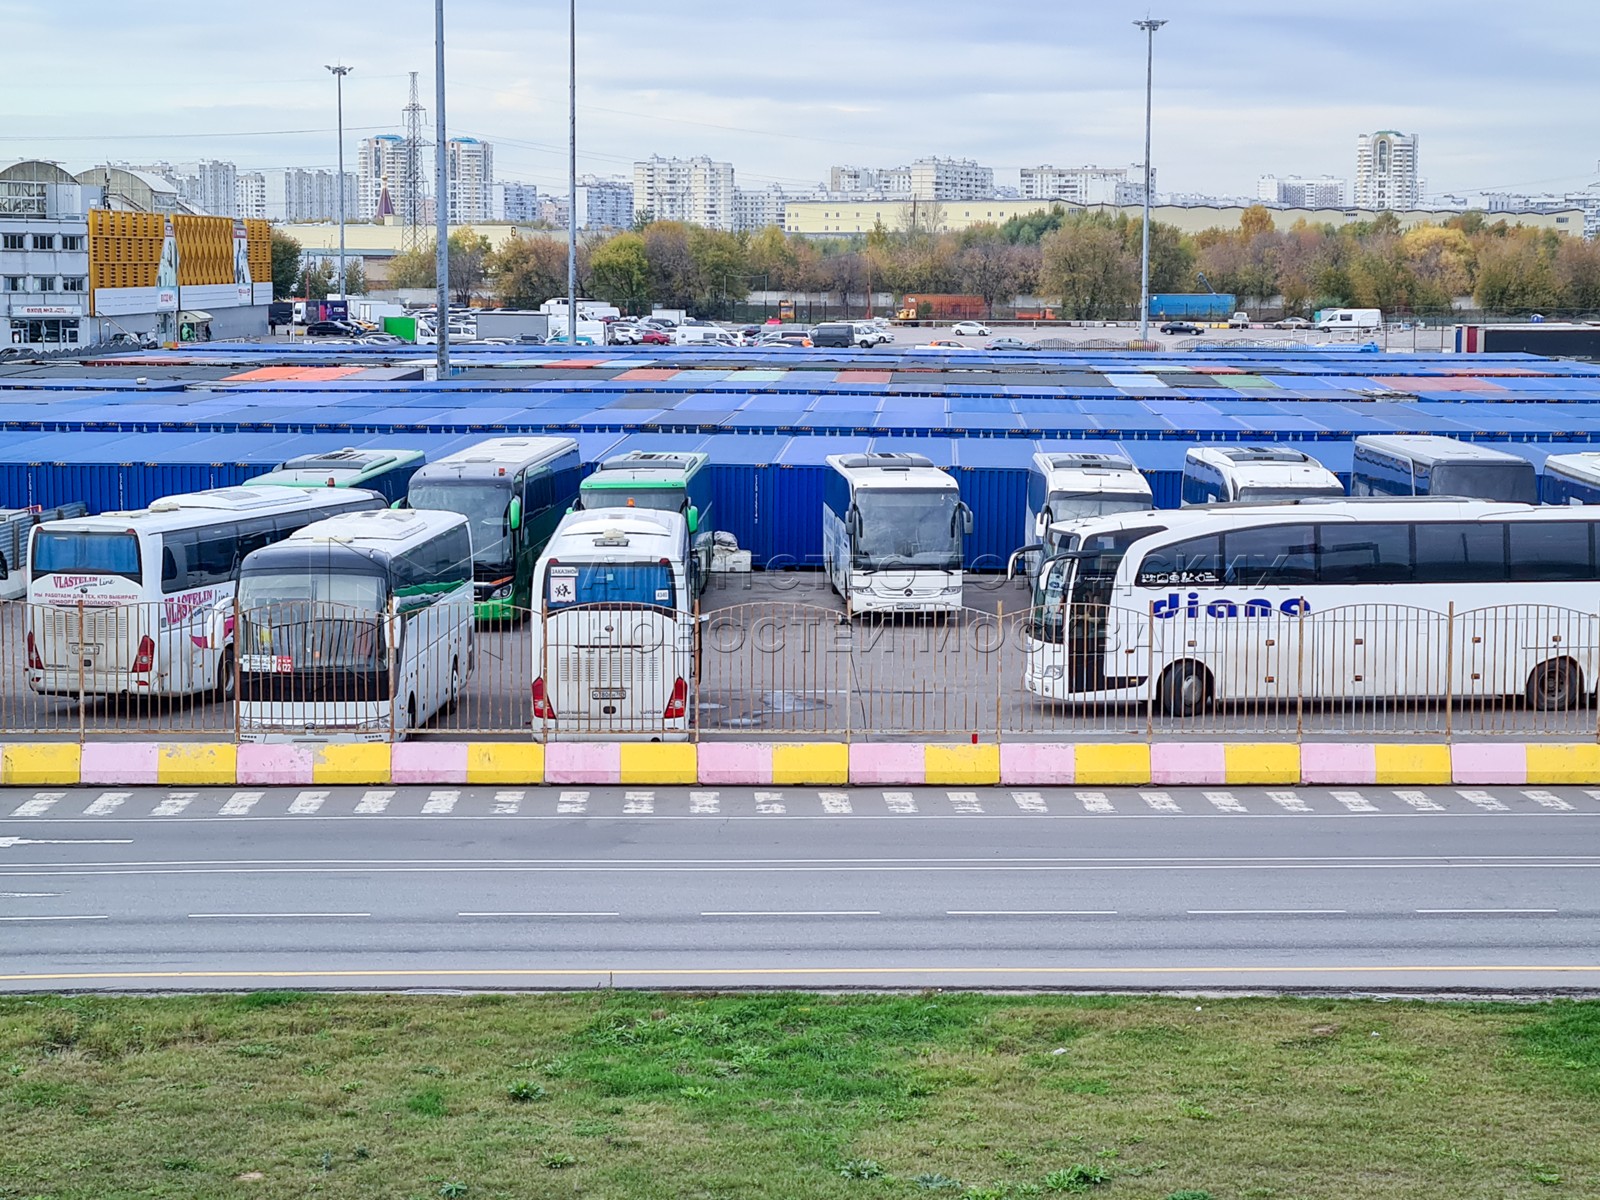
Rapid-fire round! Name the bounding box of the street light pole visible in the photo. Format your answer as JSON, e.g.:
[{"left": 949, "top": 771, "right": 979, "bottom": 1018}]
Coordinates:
[
  {"left": 566, "top": 0, "right": 578, "bottom": 345},
  {"left": 325, "top": 65, "right": 352, "bottom": 308},
  {"left": 1134, "top": 17, "right": 1166, "bottom": 343},
  {"left": 434, "top": 0, "right": 449, "bottom": 375}
]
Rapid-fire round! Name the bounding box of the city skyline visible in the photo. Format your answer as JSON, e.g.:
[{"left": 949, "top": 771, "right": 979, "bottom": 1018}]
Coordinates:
[{"left": 4, "top": 0, "right": 1595, "bottom": 204}]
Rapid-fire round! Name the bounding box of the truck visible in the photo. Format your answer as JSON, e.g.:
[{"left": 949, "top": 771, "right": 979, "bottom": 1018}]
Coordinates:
[
  {"left": 895, "top": 294, "right": 986, "bottom": 321},
  {"left": 475, "top": 310, "right": 551, "bottom": 342}
]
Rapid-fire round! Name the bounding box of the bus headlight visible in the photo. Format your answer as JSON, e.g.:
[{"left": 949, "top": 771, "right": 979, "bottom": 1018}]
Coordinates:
[
  {"left": 489, "top": 583, "right": 513, "bottom": 600},
  {"left": 1042, "top": 665, "right": 1066, "bottom": 679}
]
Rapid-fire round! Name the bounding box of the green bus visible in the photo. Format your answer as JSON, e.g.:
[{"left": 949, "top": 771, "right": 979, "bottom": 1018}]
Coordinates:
[
  {"left": 404, "top": 436, "right": 583, "bottom": 620},
  {"left": 573, "top": 451, "right": 713, "bottom": 593},
  {"left": 256, "top": 448, "right": 425, "bottom": 505}
]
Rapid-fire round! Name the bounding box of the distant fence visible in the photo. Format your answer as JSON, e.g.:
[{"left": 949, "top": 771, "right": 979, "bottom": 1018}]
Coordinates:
[{"left": 3, "top": 598, "right": 1599, "bottom": 744}]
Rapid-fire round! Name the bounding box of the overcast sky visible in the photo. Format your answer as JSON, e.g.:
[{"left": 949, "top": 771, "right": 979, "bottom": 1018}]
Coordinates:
[{"left": 4, "top": 0, "right": 1595, "bottom": 199}]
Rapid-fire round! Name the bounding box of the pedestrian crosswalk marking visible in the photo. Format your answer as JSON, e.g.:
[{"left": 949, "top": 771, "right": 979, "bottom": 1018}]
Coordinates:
[
  {"left": 883, "top": 791, "right": 917, "bottom": 814},
  {"left": 84, "top": 792, "right": 129, "bottom": 816},
  {"left": 690, "top": 791, "right": 720, "bottom": 814},
  {"left": 1332, "top": 791, "right": 1378, "bottom": 813},
  {"left": 152, "top": 792, "right": 195, "bottom": 817},
  {"left": 819, "top": 791, "right": 852, "bottom": 815},
  {"left": 558, "top": 790, "right": 588, "bottom": 814},
  {"left": 422, "top": 790, "right": 460, "bottom": 815},
  {"left": 1395, "top": 790, "right": 1444, "bottom": 812},
  {"left": 948, "top": 791, "right": 983, "bottom": 814},
  {"left": 355, "top": 790, "right": 394, "bottom": 814},
  {"left": 1458, "top": 790, "right": 1506, "bottom": 812},
  {"left": 221, "top": 791, "right": 263, "bottom": 816},
  {"left": 12, "top": 793, "right": 63, "bottom": 817},
  {"left": 493, "top": 790, "right": 523, "bottom": 814},
  {"left": 623, "top": 791, "right": 654, "bottom": 814},
  {"left": 1077, "top": 791, "right": 1113, "bottom": 813},
  {"left": 1011, "top": 791, "right": 1048, "bottom": 813},
  {"left": 1141, "top": 791, "right": 1179, "bottom": 812},
  {"left": 1523, "top": 790, "right": 1573, "bottom": 811},
  {"left": 1268, "top": 790, "right": 1310, "bottom": 813},
  {"left": 1204, "top": 791, "right": 1246, "bottom": 813},
  {"left": 753, "top": 791, "right": 785, "bottom": 814},
  {"left": 288, "top": 791, "right": 327, "bottom": 815}
]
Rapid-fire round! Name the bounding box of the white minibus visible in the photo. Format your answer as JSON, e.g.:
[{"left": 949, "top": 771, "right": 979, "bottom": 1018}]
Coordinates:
[
  {"left": 1351, "top": 435, "right": 1537, "bottom": 503},
  {"left": 235, "top": 509, "right": 475, "bottom": 741},
  {"left": 1024, "top": 499, "right": 1600, "bottom": 714},
  {"left": 1181, "top": 445, "right": 1344, "bottom": 506},
  {"left": 530, "top": 507, "right": 695, "bottom": 740},
  {"left": 26, "top": 486, "right": 383, "bottom": 700},
  {"left": 823, "top": 453, "right": 973, "bottom": 615}
]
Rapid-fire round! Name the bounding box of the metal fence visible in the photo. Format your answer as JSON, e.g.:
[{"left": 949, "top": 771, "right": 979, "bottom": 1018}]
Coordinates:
[{"left": 4, "top": 597, "right": 1599, "bottom": 743}]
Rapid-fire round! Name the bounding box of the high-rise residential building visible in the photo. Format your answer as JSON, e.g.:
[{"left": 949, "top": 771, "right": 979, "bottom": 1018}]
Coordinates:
[
  {"left": 830, "top": 165, "right": 884, "bottom": 195},
  {"left": 1021, "top": 164, "right": 1152, "bottom": 205},
  {"left": 535, "top": 194, "right": 569, "bottom": 228},
  {"left": 358, "top": 134, "right": 409, "bottom": 222},
  {"left": 235, "top": 172, "right": 267, "bottom": 221},
  {"left": 491, "top": 181, "right": 538, "bottom": 222},
  {"left": 632, "top": 155, "right": 737, "bottom": 230},
  {"left": 733, "top": 183, "right": 794, "bottom": 232},
  {"left": 1354, "top": 131, "right": 1421, "bottom": 211},
  {"left": 908, "top": 157, "right": 993, "bottom": 201},
  {"left": 573, "top": 175, "right": 634, "bottom": 230},
  {"left": 1256, "top": 174, "right": 1347, "bottom": 208},
  {"left": 128, "top": 159, "right": 239, "bottom": 216},
  {"left": 445, "top": 137, "right": 493, "bottom": 223},
  {"left": 242, "top": 168, "right": 358, "bottom": 223}
]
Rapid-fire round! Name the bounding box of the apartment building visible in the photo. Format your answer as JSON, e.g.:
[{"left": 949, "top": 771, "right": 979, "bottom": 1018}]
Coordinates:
[
  {"left": 1257, "top": 174, "right": 1347, "bottom": 208},
  {"left": 1022, "top": 164, "right": 1153, "bottom": 206},
  {"left": 573, "top": 176, "right": 634, "bottom": 230},
  {"left": 1354, "top": 131, "right": 1421, "bottom": 211},
  {"left": 633, "top": 155, "right": 737, "bottom": 230}
]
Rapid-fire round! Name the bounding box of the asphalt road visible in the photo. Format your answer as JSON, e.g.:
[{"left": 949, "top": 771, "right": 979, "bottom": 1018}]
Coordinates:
[{"left": 4, "top": 782, "right": 1599, "bottom": 993}]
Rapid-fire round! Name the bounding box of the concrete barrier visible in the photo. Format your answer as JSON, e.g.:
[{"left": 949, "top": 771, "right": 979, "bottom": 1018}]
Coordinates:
[
  {"left": 849, "top": 744, "right": 926, "bottom": 785},
  {"left": 2, "top": 743, "right": 81, "bottom": 787},
  {"left": 998, "top": 743, "right": 1075, "bottom": 786}
]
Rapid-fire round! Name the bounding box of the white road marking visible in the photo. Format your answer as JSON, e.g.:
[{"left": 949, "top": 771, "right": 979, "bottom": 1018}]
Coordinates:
[
  {"left": 12, "top": 793, "right": 64, "bottom": 817},
  {"left": 221, "top": 791, "right": 263, "bottom": 816},
  {"left": 288, "top": 791, "right": 327, "bottom": 815},
  {"left": 355, "top": 790, "right": 394, "bottom": 814},
  {"left": 1457, "top": 790, "right": 1507, "bottom": 812},
  {"left": 84, "top": 791, "right": 129, "bottom": 816},
  {"left": 623, "top": 791, "right": 654, "bottom": 814},
  {"left": 690, "top": 791, "right": 720, "bottom": 814},
  {"left": 493, "top": 791, "right": 523, "bottom": 815},
  {"left": 423, "top": 790, "right": 460, "bottom": 815},
  {"left": 1204, "top": 791, "right": 1246, "bottom": 813},
  {"left": 1417, "top": 908, "right": 1558, "bottom": 914},
  {"left": 0, "top": 914, "right": 107, "bottom": 922},
  {"left": 1395, "top": 790, "right": 1444, "bottom": 812},
  {"left": 754, "top": 791, "right": 785, "bottom": 814},
  {"left": 0, "top": 891, "right": 60, "bottom": 898},
  {"left": 1523, "top": 790, "right": 1574, "bottom": 811},
  {"left": 948, "top": 910, "right": 1117, "bottom": 916},
  {"left": 558, "top": 790, "right": 588, "bottom": 814},
  {"left": 1077, "top": 791, "right": 1113, "bottom": 813},
  {"left": 818, "top": 791, "right": 853, "bottom": 815},
  {"left": 948, "top": 791, "right": 983, "bottom": 814},
  {"left": 1188, "top": 909, "right": 1347, "bottom": 915},
  {"left": 459, "top": 911, "right": 619, "bottom": 918},
  {"left": 1586, "top": 790, "right": 1600, "bottom": 807},
  {"left": 1268, "top": 790, "right": 1310, "bottom": 813},
  {"left": 0, "top": 837, "right": 130, "bottom": 848},
  {"left": 188, "top": 912, "right": 370, "bottom": 920},
  {"left": 1141, "top": 791, "right": 1180, "bottom": 813},
  {"left": 152, "top": 792, "right": 195, "bottom": 817},
  {"left": 1331, "top": 790, "right": 1378, "bottom": 813},
  {"left": 883, "top": 791, "right": 917, "bottom": 814},
  {"left": 702, "top": 910, "right": 880, "bottom": 917},
  {"left": 1011, "top": 791, "right": 1048, "bottom": 813}
]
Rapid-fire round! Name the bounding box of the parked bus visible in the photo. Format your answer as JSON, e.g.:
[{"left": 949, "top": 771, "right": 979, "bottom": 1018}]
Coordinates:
[
  {"left": 823, "top": 452, "right": 973, "bottom": 615},
  {"left": 1024, "top": 499, "right": 1600, "bottom": 716},
  {"left": 1540, "top": 452, "right": 1600, "bottom": 506},
  {"left": 235, "top": 509, "right": 475, "bottom": 741},
  {"left": 0, "top": 503, "right": 87, "bottom": 601},
  {"left": 255, "top": 448, "right": 425, "bottom": 505},
  {"left": 25, "top": 486, "right": 384, "bottom": 700},
  {"left": 1027, "top": 452, "right": 1153, "bottom": 539},
  {"left": 530, "top": 507, "right": 695, "bottom": 740},
  {"left": 1351, "top": 435, "right": 1537, "bottom": 503},
  {"left": 405, "top": 436, "right": 582, "bottom": 620},
  {"left": 1181, "top": 445, "right": 1344, "bottom": 506},
  {"left": 573, "top": 451, "right": 713, "bottom": 593}
]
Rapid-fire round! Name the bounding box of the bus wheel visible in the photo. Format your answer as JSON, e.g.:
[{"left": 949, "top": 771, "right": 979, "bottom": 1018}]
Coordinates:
[
  {"left": 448, "top": 659, "right": 462, "bottom": 709},
  {"left": 406, "top": 695, "right": 418, "bottom": 730},
  {"left": 1528, "top": 658, "right": 1582, "bottom": 711},
  {"left": 214, "top": 652, "right": 235, "bottom": 702},
  {"left": 1157, "top": 660, "right": 1211, "bottom": 717}
]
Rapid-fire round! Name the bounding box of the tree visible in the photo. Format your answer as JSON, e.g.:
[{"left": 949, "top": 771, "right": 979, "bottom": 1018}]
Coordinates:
[
  {"left": 1239, "top": 204, "right": 1277, "bottom": 240},
  {"left": 1041, "top": 216, "right": 1137, "bottom": 319},
  {"left": 387, "top": 243, "right": 435, "bottom": 289},
  {"left": 447, "top": 229, "right": 492, "bottom": 304},
  {"left": 269, "top": 228, "right": 301, "bottom": 299},
  {"left": 489, "top": 234, "right": 569, "bottom": 308},
  {"left": 296, "top": 259, "right": 333, "bottom": 301},
  {"left": 589, "top": 232, "right": 651, "bottom": 310},
  {"left": 957, "top": 228, "right": 1020, "bottom": 315}
]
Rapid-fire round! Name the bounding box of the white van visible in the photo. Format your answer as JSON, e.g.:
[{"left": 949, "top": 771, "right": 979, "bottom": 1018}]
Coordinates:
[
  {"left": 672, "top": 325, "right": 739, "bottom": 347},
  {"left": 1318, "top": 308, "right": 1382, "bottom": 333}
]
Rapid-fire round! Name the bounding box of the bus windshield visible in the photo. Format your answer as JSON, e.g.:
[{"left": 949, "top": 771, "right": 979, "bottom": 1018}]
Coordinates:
[
  {"left": 237, "top": 573, "right": 388, "bottom": 669},
  {"left": 1237, "top": 485, "right": 1344, "bottom": 503},
  {"left": 580, "top": 485, "right": 685, "bottom": 514},
  {"left": 545, "top": 561, "right": 676, "bottom": 610},
  {"left": 32, "top": 531, "right": 141, "bottom": 581},
  {"left": 854, "top": 489, "right": 961, "bottom": 572},
  {"left": 409, "top": 482, "right": 512, "bottom": 567},
  {"left": 1432, "top": 463, "right": 1536, "bottom": 504},
  {"left": 1047, "top": 491, "right": 1153, "bottom": 521}
]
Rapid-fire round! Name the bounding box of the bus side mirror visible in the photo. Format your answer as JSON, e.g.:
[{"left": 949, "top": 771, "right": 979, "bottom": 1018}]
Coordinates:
[
  {"left": 957, "top": 504, "right": 974, "bottom": 536},
  {"left": 847, "top": 506, "right": 861, "bottom": 539},
  {"left": 686, "top": 506, "right": 700, "bottom": 535},
  {"left": 1007, "top": 544, "right": 1041, "bottom": 582},
  {"left": 509, "top": 497, "right": 523, "bottom": 532}
]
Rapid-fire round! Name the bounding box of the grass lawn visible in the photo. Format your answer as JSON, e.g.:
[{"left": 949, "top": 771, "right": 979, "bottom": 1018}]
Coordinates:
[{"left": 1, "top": 992, "right": 1598, "bottom": 1199}]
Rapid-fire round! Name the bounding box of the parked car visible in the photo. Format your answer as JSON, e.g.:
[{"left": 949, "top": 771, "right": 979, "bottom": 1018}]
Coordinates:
[
  {"left": 304, "top": 320, "right": 362, "bottom": 338},
  {"left": 1228, "top": 311, "right": 1252, "bottom": 328},
  {"left": 986, "top": 337, "right": 1031, "bottom": 351},
  {"left": 915, "top": 339, "right": 975, "bottom": 350},
  {"left": 852, "top": 322, "right": 892, "bottom": 348},
  {"left": 810, "top": 322, "right": 858, "bottom": 349},
  {"left": 609, "top": 324, "right": 643, "bottom": 345},
  {"left": 638, "top": 328, "right": 671, "bottom": 345},
  {"left": 950, "top": 321, "right": 991, "bottom": 337},
  {"left": 760, "top": 332, "right": 813, "bottom": 348},
  {"left": 1272, "top": 316, "right": 1311, "bottom": 330},
  {"left": 1159, "top": 321, "right": 1203, "bottom": 335}
]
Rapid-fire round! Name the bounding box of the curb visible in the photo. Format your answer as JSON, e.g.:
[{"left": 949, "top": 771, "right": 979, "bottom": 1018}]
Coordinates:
[{"left": 5, "top": 741, "right": 1600, "bottom": 788}]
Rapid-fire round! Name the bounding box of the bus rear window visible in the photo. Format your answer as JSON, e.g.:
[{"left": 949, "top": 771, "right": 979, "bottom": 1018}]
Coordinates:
[
  {"left": 32, "top": 531, "right": 141, "bottom": 580},
  {"left": 578, "top": 486, "right": 684, "bottom": 514},
  {"left": 545, "top": 561, "right": 676, "bottom": 609}
]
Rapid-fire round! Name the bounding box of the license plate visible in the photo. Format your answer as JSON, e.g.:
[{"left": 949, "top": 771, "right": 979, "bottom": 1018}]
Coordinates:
[
  {"left": 66, "top": 642, "right": 103, "bottom": 656},
  {"left": 590, "top": 687, "right": 627, "bottom": 700}
]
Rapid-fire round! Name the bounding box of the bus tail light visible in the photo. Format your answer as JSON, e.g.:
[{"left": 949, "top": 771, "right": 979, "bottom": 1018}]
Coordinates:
[
  {"left": 131, "top": 636, "right": 155, "bottom": 674},
  {"left": 25, "top": 631, "right": 42, "bottom": 671},
  {"left": 531, "top": 675, "right": 555, "bottom": 718},
  {"left": 663, "top": 676, "right": 688, "bottom": 720}
]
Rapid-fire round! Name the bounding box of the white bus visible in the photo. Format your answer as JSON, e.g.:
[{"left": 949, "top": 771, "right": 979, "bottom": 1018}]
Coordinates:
[
  {"left": 1181, "top": 445, "right": 1344, "bottom": 506},
  {"left": 1024, "top": 499, "right": 1600, "bottom": 715},
  {"left": 26, "top": 486, "right": 384, "bottom": 700},
  {"left": 1027, "top": 452, "right": 1153, "bottom": 540},
  {"left": 530, "top": 507, "right": 695, "bottom": 740},
  {"left": 823, "top": 453, "right": 973, "bottom": 615},
  {"left": 235, "top": 509, "right": 475, "bottom": 741},
  {"left": 1351, "top": 435, "right": 1537, "bottom": 503}
]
